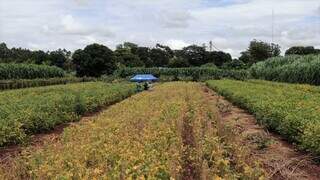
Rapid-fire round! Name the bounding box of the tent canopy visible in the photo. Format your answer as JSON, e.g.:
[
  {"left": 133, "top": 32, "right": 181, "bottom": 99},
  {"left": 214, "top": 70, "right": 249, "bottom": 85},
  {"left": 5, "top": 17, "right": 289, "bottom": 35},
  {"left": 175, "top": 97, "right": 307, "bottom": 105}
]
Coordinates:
[{"left": 130, "top": 74, "right": 158, "bottom": 82}]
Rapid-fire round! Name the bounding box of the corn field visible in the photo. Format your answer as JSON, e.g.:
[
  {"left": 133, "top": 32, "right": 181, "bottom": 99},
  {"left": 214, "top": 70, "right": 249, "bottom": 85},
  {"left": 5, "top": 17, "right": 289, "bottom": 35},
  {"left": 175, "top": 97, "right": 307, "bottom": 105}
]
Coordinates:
[
  {"left": 250, "top": 55, "right": 320, "bottom": 85},
  {"left": 0, "top": 63, "right": 65, "bottom": 80}
]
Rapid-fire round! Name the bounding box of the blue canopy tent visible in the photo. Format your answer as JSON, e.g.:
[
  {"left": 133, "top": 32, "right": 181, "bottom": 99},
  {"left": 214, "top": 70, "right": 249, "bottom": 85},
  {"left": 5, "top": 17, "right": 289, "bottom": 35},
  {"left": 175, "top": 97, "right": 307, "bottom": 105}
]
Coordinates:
[{"left": 130, "top": 74, "right": 158, "bottom": 83}]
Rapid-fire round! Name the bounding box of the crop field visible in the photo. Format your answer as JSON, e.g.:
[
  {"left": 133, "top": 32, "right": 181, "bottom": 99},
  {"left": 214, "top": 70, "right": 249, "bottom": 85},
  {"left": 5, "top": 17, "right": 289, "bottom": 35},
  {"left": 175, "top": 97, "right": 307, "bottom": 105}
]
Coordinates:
[
  {"left": 207, "top": 79, "right": 320, "bottom": 155},
  {"left": 0, "top": 82, "right": 136, "bottom": 146},
  {"left": 0, "top": 82, "right": 264, "bottom": 179},
  {"left": 250, "top": 55, "right": 320, "bottom": 85}
]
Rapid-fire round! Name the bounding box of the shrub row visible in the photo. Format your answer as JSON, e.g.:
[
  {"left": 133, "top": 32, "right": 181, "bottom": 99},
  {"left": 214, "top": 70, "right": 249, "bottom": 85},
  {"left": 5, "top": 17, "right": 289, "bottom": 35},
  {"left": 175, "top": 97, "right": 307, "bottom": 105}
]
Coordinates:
[
  {"left": 250, "top": 55, "right": 320, "bottom": 85},
  {"left": 0, "top": 77, "right": 96, "bottom": 90},
  {"left": 0, "top": 63, "right": 65, "bottom": 80},
  {"left": 0, "top": 82, "right": 263, "bottom": 179},
  {"left": 114, "top": 67, "right": 249, "bottom": 81},
  {"left": 206, "top": 79, "right": 320, "bottom": 155},
  {"left": 0, "top": 82, "right": 136, "bottom": 146}
]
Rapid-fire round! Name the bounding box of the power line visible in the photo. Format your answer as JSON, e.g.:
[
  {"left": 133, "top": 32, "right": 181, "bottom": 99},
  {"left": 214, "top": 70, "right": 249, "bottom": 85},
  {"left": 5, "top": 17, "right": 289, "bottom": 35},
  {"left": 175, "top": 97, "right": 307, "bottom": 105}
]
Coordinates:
[{"left": 272, "top": 8, "right": 274, "bottom": 44}]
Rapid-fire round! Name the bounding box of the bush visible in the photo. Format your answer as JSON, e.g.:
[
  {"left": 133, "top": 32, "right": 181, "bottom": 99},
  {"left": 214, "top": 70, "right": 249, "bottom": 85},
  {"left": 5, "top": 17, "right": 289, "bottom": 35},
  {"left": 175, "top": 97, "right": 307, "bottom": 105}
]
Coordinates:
[
  {"left": 206, "top": 79, "right": 320, "bottom": 155},
  {"left": 0, "top": 77, "right": 96, "bottom": 90},
  {"left": 0, "top": 82, "right": 136, "bottom": 146},
  {"left": 0, "top": 63, "right": 65, "bottom": 80}
]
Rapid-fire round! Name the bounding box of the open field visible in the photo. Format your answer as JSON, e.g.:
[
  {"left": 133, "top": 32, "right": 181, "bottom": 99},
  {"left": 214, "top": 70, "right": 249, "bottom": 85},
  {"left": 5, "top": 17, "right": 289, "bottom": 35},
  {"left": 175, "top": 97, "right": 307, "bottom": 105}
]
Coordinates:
[
  {"left": 0, "top": 82, "right": 136, "bottom": 146},
  {"left": 0, "top": 82, "right": 264, "bottom": 179},
  {"left": 207, "top": 79, "right": 320, "bottom": 156}
]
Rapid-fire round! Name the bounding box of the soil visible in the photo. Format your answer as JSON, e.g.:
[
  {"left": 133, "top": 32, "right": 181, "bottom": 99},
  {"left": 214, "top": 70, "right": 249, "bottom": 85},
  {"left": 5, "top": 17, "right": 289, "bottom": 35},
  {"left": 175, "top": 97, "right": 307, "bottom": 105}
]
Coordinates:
[{"left": 203, "top": 86, "right": 320, "bottom": 180}]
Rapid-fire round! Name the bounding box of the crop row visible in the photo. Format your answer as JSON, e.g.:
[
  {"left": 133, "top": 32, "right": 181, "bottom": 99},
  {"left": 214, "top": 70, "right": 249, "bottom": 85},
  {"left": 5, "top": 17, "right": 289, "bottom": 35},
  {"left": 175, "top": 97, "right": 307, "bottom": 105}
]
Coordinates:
[
  {"left": 1, "top": 82, "right": 263, "bottom": 179},
  {"left": 250, "top": 55, "right": 320, "bottom": 85},
  {"left": 0, "top": 82, "right": 136, "bottom": 146},
  {"left": 115, "top": 67, "right": 249, "bottom": 81},
  {"left": 0, "top": 63, "right": 65, "bottom": 80},
  {"left": 0, "top": 77, "right": 96, "bottom": 90},
  {"left": 206, "top": 79, "right": 320, "bottom": 155}
]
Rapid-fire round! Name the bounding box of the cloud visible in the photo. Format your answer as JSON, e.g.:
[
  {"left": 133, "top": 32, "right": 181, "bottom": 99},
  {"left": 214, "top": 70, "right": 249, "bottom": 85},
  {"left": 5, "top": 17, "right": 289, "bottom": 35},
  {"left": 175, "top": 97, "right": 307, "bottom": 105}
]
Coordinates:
[
  {"left": 166, "top": 40, "right": 190, "bottom": 49},
  {"left": 1, "top": 0, "right": 320, "bottom": 57},
  {"left": 159, "top": 10, "right": 192, "bottom": 28}
]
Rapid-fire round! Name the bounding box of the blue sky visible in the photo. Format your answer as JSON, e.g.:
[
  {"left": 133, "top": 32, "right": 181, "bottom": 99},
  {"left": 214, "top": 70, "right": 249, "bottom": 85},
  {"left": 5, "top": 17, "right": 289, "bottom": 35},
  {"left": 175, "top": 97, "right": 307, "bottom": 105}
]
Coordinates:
[{"left": 0, "top": 0, "right": 319, "bottom": 57}]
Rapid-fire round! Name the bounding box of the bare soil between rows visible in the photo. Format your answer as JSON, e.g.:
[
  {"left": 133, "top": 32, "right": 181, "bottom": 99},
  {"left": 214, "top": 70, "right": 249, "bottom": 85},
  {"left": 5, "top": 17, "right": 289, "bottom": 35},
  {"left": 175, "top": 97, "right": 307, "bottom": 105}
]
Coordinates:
[{"left": 203, "top": 86, "right": 320, "bottom": 180}]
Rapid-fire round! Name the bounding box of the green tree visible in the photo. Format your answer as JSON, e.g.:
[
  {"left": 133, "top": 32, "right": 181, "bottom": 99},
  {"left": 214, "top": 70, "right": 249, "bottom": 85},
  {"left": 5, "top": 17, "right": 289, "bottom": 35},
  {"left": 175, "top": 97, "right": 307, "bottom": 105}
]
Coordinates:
[
  {"left": 136, "top": 47, "right": 153, "bottom": 67},
  {"left": 115, "top": 43, "right": 144, "bottom": 67},
  {"left": 168, "top": 56, "right": 190, "bottom": 68},
  {"left": 285, "top": 46, "right": 320, "bottom": 56},
  {"left": 205, "top": 51, "right": 232, "bottom": 67},
  {"left": 242, "top": 40, "right": 281, "bottom": 64},
  {"left": 181, "top": 45, "right": 206, "bottom": 66},
  {"left": 72, "top": 43, "right": 116, "bottom": 77},
  {"left": 48, "top": 49, "right": 69, "bottom": 68}
]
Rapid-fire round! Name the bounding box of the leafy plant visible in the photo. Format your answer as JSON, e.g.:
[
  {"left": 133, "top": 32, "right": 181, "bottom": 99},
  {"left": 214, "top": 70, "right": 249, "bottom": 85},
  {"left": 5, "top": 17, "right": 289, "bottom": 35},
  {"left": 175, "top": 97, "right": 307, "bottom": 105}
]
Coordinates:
[{"left": 207, "top": 79, "right": 320, "bottom": 155}]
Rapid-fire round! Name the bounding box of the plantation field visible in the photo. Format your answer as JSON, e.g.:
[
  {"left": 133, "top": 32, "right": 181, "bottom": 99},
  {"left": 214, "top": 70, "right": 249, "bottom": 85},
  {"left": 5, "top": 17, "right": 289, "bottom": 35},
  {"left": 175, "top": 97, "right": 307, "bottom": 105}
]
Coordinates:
[
  {"left": 1, "top": 82, "right": 263, "bottom": 179},
  {"left": 0, "top": 63, "right": 65, "bottom": 80},
  {"left": 250, "top": 55, "right": 320, "bottom": 85},
  {"left": 0, "top": 77, "right": 96, "bottom": 90},
  {"left": 206, "top": 79, "right": 320, "bottom": 155},
  {"left": 0, "top": 82, "right": 136, "bottom": 146}
]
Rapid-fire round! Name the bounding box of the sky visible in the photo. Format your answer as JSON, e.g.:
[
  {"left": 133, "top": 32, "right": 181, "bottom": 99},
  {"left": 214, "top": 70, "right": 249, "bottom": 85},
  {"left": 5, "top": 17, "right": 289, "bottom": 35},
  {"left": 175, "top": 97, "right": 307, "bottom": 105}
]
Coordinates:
[{"left": 0, "top": 0, "right": 320, "bottom": 57}]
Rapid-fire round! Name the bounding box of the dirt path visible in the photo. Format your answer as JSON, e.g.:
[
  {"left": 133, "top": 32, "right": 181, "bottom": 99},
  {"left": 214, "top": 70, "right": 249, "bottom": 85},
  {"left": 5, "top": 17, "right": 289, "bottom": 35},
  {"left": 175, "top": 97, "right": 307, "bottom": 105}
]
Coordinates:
[
  {"left": 203, "top": 86, "right": 320, "bottom": 180},
  {"left": 181, "top": 102, "right": 201, "bottom": 180}
]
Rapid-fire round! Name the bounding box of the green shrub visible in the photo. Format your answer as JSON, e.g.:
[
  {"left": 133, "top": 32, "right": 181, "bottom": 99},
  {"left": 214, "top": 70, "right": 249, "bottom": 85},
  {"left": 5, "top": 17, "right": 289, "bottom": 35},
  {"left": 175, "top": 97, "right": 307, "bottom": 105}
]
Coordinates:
[
  {"left": 0, "top": 82, "right": 136, "bottom": 146},
  {"left": 206, "top": 79, "right": 320, "bottom": 155},
  {"left": 0, "top": 77, "right": 96, "bottom": 90}
]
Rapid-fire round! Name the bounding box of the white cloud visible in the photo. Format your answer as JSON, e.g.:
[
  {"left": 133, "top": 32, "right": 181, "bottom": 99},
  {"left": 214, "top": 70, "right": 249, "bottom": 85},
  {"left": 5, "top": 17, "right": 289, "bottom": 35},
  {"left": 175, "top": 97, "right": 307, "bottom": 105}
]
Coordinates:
[
  {"left": 159, "top": 10, "right": 192, "bottom": 28},
  {"left": 0, "top": 0, "right": 320, "bottom": 57},
  {"left": 166, "top": 40, "right": 190, "bottom": 49}
]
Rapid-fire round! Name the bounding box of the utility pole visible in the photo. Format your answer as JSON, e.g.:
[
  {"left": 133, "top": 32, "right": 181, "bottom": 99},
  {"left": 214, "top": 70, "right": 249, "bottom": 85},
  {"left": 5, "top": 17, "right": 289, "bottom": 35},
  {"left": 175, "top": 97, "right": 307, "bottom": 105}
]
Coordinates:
[
  {"left": 209, "top": 41, "right": 213, "bottom": 52},
  {"left": 272, "top": 8, "right": 274, "bottom": 44}
]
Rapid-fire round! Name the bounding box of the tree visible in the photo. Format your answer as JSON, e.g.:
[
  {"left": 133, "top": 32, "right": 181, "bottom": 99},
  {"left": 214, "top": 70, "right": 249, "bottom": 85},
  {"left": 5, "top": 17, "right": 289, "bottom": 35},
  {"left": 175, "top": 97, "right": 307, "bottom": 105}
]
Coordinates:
[
  {"left": 150, "top": 48, "right": 170, "bottom": 67},
  {"left": 48, "top": 49, "right": 69, "bottom": 68},
  {"left": 205, "top": 51, "right": 232, "bottom": 67},
  {"left": 115, "top": 42, "right": 145, "bottom": 67},
  {"left": 168, "top": 57, "right": 190, "bottom": 68},
  {"left": 72, "top": 43, "right": 116, "bottom": 77},
  {"left": 181, "top": 45, "right": 206, "bottom": 66},
  {"left": 285, "top": 46, "right": 320, "bottom": 56},
  {"left": 32, "top": 50, "right": 49, "bottom": 65},
  {"left": 222, "top": 59, "right": 246, "bottom": 69},
  {"left": 136, "top": 47, "right": 153, "bottom": 67},
  {"left": 241, "top": 40, "right": 281, "bottom": 64},
  {"left": 239, "top": 51, "right": 250, "bottom": 64},
  {"left": 0, "top": 43, "right": 9, "bottom": 62}
]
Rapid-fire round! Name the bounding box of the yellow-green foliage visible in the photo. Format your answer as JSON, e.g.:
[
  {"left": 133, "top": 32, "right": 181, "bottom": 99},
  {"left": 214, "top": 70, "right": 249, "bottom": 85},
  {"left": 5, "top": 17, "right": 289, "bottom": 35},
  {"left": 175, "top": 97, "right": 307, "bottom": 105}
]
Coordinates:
[
  {"left": 1, "top": 82, "right": 263, "bottom": 179},
  {"left": 207, "top": 79, "right": 320, "bottom": 155},
  {"left": 0, "top": 82, "right": 136, "bottom": 146}
]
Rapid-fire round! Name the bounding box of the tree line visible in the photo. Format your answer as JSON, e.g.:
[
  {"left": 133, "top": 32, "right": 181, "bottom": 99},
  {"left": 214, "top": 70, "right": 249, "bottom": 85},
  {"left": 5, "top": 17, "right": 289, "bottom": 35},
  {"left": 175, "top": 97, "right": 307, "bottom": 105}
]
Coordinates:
[{"left": 1, "top": 41, "right": 319, "bottom": 77}]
